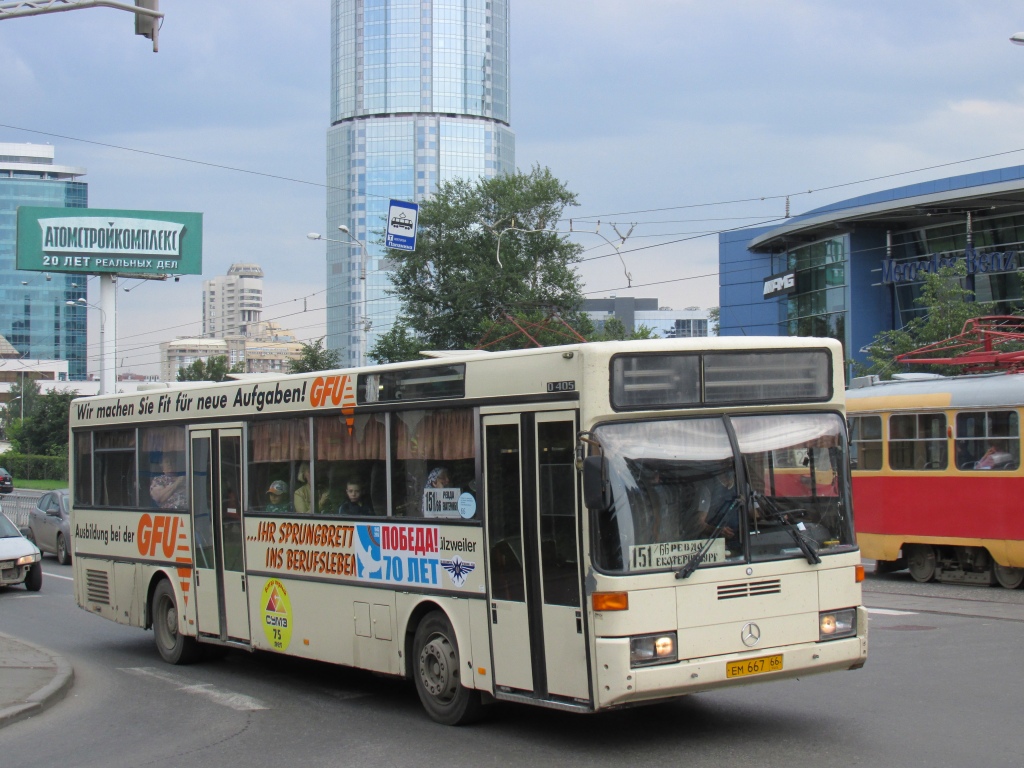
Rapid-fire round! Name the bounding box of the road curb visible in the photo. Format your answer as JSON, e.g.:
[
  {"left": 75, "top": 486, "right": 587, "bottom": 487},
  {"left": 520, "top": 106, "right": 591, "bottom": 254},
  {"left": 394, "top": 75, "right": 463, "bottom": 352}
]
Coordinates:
[{"left": 0, "top": 632, "right": 75, "bottom": 729}]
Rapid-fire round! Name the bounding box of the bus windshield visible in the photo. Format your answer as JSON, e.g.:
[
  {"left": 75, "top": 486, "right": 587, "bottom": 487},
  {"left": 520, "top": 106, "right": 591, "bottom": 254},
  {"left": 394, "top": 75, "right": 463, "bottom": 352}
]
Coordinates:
[{"left": 592, "top": 412, "right": 856, "bottom": 573}]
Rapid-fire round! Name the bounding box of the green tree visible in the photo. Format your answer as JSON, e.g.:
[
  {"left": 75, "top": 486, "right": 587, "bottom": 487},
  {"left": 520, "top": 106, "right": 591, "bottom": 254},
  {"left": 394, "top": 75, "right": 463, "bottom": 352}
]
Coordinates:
[
  {"left": 708, "top": 306, "right": 720, "bottom": 336},
  {"left": 8, "top": 389, "right": 75, "bottom": 456},
  {"left": 587, "top": 315, "right": 658, "bottom": 341},
  {"left": 176, "top": 356, "right": 244, "bottom": 382},
  {"left": 367, "top": 322, "right": 424, "bottom": 365},
  {"left": 289, "top": 337, "right": 341, "bottom": 373},
  {"left": 2, "top": 376, "right": 41, "bottom": 436},
  {"left": 375, "top": 166, "right": 587, "bottom": 356},
  {"left": 860, "top": 263, "right": 991, "bottom": 377}
]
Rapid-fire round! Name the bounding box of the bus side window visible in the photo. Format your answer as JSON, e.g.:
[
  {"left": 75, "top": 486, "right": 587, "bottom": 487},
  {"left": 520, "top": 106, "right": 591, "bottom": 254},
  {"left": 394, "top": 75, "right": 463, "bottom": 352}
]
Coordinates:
[
  {"left": 248, "top": 418, "right": 311, "bottom": 514},
  {"left": 313, "top": 413, "right": 386, "bottom": 515},
  {"left": 392, "top": 409, "right": 476, "bottom": 518}
]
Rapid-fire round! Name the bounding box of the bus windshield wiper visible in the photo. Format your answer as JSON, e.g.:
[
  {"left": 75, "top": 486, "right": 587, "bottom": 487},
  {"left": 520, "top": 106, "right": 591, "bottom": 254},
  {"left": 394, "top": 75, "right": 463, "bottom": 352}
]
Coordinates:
[
  {"left": 676, "top": 499, "right": 738, "bottom": 580},
  {"left": 751, "top": 489, "right": 821, "bottom": 565}
]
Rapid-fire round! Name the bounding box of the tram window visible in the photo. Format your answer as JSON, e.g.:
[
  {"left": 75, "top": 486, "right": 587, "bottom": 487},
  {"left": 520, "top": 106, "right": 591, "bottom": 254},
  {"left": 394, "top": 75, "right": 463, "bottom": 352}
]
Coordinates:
[
  {"left": 314, "top": 413, "right": 387, "bottom": 515},
  {"left": 391, "top": 408, "right": 477, "bottom": 519},
  {"left": 93, "top": 429, "right": 138, "bottom": 508},
  {"left": 956, "top": 410, "right": 1020, "bottom": 471},
  {"left": 248, "top": 418, "right": 311, "bottom": 514},
  {"left": 888, "top": 413, "right": 947, "bottom": 471},
  {"left": 849, "top": 415, "right": 882, "bottom": 471}
]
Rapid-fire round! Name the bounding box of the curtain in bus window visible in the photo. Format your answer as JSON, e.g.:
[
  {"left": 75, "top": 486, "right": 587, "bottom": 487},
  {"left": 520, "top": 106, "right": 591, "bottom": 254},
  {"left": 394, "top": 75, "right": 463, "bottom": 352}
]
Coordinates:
[
  {"left": 314, "top": 414, "right": 387, "bottom": 515},
  {"left": 250, "top": 420, "right": 310, "bottom": 463},
  {"left": 392, "top": 409, "right": 477, "bottom": 518}
]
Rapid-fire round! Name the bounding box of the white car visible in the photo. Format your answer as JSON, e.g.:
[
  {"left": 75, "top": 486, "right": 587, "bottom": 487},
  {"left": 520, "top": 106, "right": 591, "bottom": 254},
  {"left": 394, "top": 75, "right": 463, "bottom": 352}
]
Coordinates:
[{"left": 0, "top": 511, "right": 42, "bottom": 591}]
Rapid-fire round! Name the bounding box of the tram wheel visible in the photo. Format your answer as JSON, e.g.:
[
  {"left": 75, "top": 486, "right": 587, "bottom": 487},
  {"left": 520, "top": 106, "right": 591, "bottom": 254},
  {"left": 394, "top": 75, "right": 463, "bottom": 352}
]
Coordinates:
[
  {"left": 906, "top": 545, "right": 937, "bottom": 583},
  {"left": 412, "top": 610, "right": 483, "bottom": 725},
  {"left": 993, "top": 563, "right": 1024, "bottom": 590}
]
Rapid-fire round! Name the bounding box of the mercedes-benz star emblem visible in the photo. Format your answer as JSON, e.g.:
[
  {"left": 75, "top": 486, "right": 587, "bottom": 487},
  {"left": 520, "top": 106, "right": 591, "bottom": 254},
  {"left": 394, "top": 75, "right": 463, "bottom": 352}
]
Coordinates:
[{"left": 741, "top": 622, "right": 761, "bottom": 647}]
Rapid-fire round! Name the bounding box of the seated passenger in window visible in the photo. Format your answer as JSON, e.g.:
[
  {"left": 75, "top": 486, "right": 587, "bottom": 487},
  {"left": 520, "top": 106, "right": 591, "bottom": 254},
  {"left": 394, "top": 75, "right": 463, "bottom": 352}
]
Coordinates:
[
  {"left": 151, "top": 454, "right": 187, "bottom": 510},
  {"left": 976, "top": 445, "right": 1015, "bottom": 469},
  {"left": 337, "top": 479, "right": 374, "bottom": 515},
  {"left": 266, "top": 480, "right": 294, "bottom": 514}
]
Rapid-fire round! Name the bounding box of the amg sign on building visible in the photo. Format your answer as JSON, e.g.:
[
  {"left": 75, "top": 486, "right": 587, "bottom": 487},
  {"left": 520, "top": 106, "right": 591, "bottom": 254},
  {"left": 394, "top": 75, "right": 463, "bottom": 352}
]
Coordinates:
[{"left": 16, "top": 207, "right": 203, "bottom": 276}]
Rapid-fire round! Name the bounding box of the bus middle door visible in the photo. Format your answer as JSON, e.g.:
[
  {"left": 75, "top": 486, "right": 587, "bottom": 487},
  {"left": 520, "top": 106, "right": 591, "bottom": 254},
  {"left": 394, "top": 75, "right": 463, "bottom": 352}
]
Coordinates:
[
  {"left": 190, "top": 426, "right": 251, "bottom": 644},
  {"left": 483, "top": 411, "right": 590, "bottom": 704}
]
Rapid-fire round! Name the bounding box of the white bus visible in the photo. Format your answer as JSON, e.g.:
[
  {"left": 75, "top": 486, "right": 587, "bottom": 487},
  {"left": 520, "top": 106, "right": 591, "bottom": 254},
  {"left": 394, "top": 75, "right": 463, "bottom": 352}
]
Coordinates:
[{"left": 70, "top": 338, "right": 867, "bottom": 724}]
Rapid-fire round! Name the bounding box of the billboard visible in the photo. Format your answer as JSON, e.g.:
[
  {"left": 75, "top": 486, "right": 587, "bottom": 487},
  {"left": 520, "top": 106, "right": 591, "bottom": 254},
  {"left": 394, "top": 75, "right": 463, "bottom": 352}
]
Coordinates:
[{"left": 16, "top": 207, "right": 203, "bottom": 276}]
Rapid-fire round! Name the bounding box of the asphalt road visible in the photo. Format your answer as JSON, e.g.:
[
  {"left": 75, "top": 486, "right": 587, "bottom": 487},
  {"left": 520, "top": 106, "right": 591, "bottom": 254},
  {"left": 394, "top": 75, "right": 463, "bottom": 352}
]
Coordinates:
[{"left": 1, "top": 560, "right": 1022, "bottom": 768}]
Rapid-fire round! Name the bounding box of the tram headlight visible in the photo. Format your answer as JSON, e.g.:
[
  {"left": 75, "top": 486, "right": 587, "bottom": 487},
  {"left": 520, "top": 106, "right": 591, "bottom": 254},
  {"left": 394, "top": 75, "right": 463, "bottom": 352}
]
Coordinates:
[
  {"left": 819, "top": 609, "right": 857, "bottom": 641},
  {"left": 630, "top": 632, "right": 678, "bottom": 667}
]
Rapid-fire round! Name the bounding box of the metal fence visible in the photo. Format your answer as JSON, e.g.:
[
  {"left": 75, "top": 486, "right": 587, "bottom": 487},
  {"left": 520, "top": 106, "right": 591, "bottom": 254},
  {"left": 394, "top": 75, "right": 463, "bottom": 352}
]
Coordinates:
[{"left": 0, "top": 491, "right": 42, "bottom": 530}]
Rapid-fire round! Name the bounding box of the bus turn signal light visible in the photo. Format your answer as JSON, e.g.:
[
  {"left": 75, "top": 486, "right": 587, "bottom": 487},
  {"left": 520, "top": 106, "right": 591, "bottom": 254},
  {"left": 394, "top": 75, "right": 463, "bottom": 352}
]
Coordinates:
[
  {"left": 592, "top": 592, "right": 629, "bottom": 611},
  {"left": 855, "top": 564, "right": 865, "bottom": 583}
]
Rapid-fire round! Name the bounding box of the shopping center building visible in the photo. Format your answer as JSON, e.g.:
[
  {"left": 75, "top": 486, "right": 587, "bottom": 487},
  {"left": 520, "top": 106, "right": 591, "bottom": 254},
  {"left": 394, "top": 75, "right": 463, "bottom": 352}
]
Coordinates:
[{"left": 719, "top": 165, "right": 1024, "bottom": 376}]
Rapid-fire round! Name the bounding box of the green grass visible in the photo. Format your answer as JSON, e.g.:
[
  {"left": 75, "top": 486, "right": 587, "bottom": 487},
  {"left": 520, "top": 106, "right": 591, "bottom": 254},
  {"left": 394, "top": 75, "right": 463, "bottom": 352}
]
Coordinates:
[{"left": 13, "top": 479, "right": 68, "bottom": 491}]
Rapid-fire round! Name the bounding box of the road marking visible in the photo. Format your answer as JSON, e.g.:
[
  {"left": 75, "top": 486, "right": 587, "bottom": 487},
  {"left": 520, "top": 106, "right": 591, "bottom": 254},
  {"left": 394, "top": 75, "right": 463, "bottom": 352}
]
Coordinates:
[
  {"left": 45, "top": 571, "right": 74, "bottom": 581},
  {"left": 866, "top": 607, "right": 917, "bottom": 616},
  {"left": 120, "top": 666, "right": 269, "bottom": 711}
]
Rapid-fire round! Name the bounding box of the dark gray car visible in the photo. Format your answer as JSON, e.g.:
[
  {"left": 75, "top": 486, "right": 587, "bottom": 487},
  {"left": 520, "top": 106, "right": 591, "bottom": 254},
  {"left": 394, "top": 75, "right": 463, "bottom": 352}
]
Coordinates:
[{"left": 27, "top": 490, "right": 71, "bottom": 565}]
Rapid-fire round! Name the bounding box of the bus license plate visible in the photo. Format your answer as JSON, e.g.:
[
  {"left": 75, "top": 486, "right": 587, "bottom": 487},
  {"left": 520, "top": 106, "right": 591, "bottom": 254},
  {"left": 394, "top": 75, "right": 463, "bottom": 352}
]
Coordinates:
[{"left": 726, "top": 654, "right": 783, "bottom": 678}]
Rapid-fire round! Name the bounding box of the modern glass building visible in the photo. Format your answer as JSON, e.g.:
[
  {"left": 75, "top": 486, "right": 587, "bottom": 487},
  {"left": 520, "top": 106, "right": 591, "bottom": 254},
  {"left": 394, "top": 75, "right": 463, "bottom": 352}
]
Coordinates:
[
  {"left": 326, "top": 0, "right": 516, "bottom": 363},
  {"left": 0, "top": 143, "right": 88, "bottom": 379},
  {"left": 719, "top": 165, "right": 1024, "bottom": 377}
]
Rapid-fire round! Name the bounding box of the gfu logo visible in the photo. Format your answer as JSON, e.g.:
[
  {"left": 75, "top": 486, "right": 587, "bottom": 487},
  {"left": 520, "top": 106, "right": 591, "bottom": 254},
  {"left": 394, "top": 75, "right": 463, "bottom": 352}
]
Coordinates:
[{"left": 762, "top": 272, "right": 796, "bottom": 300}]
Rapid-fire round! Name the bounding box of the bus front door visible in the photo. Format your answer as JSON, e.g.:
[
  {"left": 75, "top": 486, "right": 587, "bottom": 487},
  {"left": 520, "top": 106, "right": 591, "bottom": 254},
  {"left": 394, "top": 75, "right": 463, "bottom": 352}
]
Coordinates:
[
  {"left": 190, "top": 426, "right": 251, "bottom": 644},
  {"left": 483, "top": 411, "right": 590, "bottom": 703}
]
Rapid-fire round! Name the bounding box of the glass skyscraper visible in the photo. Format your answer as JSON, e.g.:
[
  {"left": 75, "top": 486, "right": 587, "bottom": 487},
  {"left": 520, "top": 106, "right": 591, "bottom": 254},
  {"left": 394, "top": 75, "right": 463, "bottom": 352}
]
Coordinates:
[
  {"left": 326, "top": 0, "right": 515, "bottom": 363},
  {"left": 0, "top": 143, "right": 88, "bottom": 379}
]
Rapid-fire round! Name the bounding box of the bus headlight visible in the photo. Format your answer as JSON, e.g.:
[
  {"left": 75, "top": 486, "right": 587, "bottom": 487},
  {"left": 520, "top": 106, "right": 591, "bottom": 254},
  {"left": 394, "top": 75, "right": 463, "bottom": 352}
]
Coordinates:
[
  {"left": 630, "top": 632, "right": 678, "bottom": 667},
  {"left": 819, "top": 609, "right": 857, "bottom": 641}
]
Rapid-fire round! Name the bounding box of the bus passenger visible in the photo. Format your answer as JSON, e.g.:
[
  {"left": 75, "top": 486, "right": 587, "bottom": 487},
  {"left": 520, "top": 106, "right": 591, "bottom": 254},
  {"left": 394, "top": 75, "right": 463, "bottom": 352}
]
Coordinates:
[
  {"left": 422, "top": 467, "right": 451, "bottom": 516},
  {"left": 293, "top": 463, "right": 312, "bottom": 513},
  {"left": 337, "top": 479, "right": 374, "bottom": 515},
  {"left": 151, "top": 454, "right": 187, "bottom": 509},
  {"left": 266, "top": 480, "right": 293, "bottom": 514}
]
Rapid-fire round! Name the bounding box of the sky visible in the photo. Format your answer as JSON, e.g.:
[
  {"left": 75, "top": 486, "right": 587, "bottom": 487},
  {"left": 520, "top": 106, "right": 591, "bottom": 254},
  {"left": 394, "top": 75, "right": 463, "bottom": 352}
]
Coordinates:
[{"left": 4, "top": 0, "right": 1024, "bottom": 376}]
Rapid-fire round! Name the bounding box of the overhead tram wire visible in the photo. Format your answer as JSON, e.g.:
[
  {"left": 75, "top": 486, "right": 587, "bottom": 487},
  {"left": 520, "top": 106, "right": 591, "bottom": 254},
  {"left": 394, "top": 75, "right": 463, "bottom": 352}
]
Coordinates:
[{"left": 7, "top": 122, "right": 1024, "bottom": 235}]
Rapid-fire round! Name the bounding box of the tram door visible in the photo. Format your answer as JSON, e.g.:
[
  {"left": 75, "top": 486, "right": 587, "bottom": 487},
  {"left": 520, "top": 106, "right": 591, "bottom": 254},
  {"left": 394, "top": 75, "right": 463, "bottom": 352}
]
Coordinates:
[
  {"left": 483, "top": 411, "right": 590, "bottom": 701},
  {"left": 190, "top": 426, "right": 251, "bottom": 643}
]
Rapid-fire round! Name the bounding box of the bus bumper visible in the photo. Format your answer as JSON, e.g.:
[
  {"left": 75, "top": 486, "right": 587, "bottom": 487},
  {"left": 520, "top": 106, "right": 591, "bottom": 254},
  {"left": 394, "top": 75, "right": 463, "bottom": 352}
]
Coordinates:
[{"left": 594, "top": 606, "right": 869, "bottom": 709}]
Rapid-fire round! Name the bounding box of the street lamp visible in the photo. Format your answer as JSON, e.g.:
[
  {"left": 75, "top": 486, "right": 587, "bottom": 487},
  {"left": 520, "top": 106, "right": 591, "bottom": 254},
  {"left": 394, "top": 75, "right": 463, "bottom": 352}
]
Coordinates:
[
  {"left": 307, "top": 226, "right": 372, "bottom": 366},
  {"left": 67, "top": 298, "right": 111, "bottom": 394}
]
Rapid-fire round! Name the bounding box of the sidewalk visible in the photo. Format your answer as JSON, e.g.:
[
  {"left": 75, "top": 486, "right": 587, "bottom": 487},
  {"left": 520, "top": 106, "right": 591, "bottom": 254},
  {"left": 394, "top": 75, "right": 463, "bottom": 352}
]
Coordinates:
[{"left": 0, "top": 631, "right": 73, "bottom": 728}]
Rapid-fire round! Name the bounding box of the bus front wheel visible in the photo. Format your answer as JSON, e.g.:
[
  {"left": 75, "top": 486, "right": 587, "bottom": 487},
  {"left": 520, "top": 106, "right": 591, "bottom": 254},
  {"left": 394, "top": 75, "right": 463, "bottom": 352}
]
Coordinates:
[
  {"left": 907, "top": 545, "right": 937, "bottom": 583},
  {"left": 152, "top": 580, "right": 202, "bottom": 665},
  {"left": 413, "top": 610, "right": 482, "bottom": 725}
]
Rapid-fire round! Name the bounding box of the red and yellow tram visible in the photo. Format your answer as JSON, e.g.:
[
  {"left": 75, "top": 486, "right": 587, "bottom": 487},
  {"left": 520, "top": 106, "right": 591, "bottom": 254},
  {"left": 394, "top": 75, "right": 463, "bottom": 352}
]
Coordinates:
[{"left": 847, "top": 372, "right": 1024, "bottom": 589}]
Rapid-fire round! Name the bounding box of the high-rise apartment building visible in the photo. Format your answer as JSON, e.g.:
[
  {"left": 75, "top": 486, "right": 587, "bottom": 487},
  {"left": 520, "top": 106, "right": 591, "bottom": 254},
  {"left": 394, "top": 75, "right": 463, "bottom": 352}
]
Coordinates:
[
  {"left": 326, "top": 0, "right": 515, "bottom": 364},
  {"left": 202, "top": 263, "right": 264, "bottom": 338},
  {"left": 0, "top": 143, "right": 88, "bottom": 379}
]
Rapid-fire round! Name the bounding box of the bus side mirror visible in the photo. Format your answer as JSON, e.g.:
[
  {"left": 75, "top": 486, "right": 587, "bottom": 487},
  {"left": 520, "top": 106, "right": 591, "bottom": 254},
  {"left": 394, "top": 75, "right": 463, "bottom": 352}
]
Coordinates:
[{"left": 583, "top": 455, "right": 611, "bottom": 511}]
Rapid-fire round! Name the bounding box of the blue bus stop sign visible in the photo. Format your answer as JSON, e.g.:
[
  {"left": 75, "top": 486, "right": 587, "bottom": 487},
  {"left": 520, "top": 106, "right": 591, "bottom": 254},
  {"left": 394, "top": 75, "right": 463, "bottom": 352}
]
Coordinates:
[{"left": 385, "top": 199, "right": 418, "bottom": 252}]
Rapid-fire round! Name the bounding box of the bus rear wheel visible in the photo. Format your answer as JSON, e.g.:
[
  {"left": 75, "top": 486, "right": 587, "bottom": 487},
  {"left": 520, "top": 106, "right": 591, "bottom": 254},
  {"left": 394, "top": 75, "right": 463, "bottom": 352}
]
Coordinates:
[
  {"left": 152, "top": 580, "right": 202, "bottom": 664},
  {"left": 993, "top": 563, "right": 1024, "bottom": 589},
  {"left": 413, "top": 610, "right": 482, "bottom": 725},
  {"left": 907, "top": 545, "right": 937, "bottom": 583}
]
